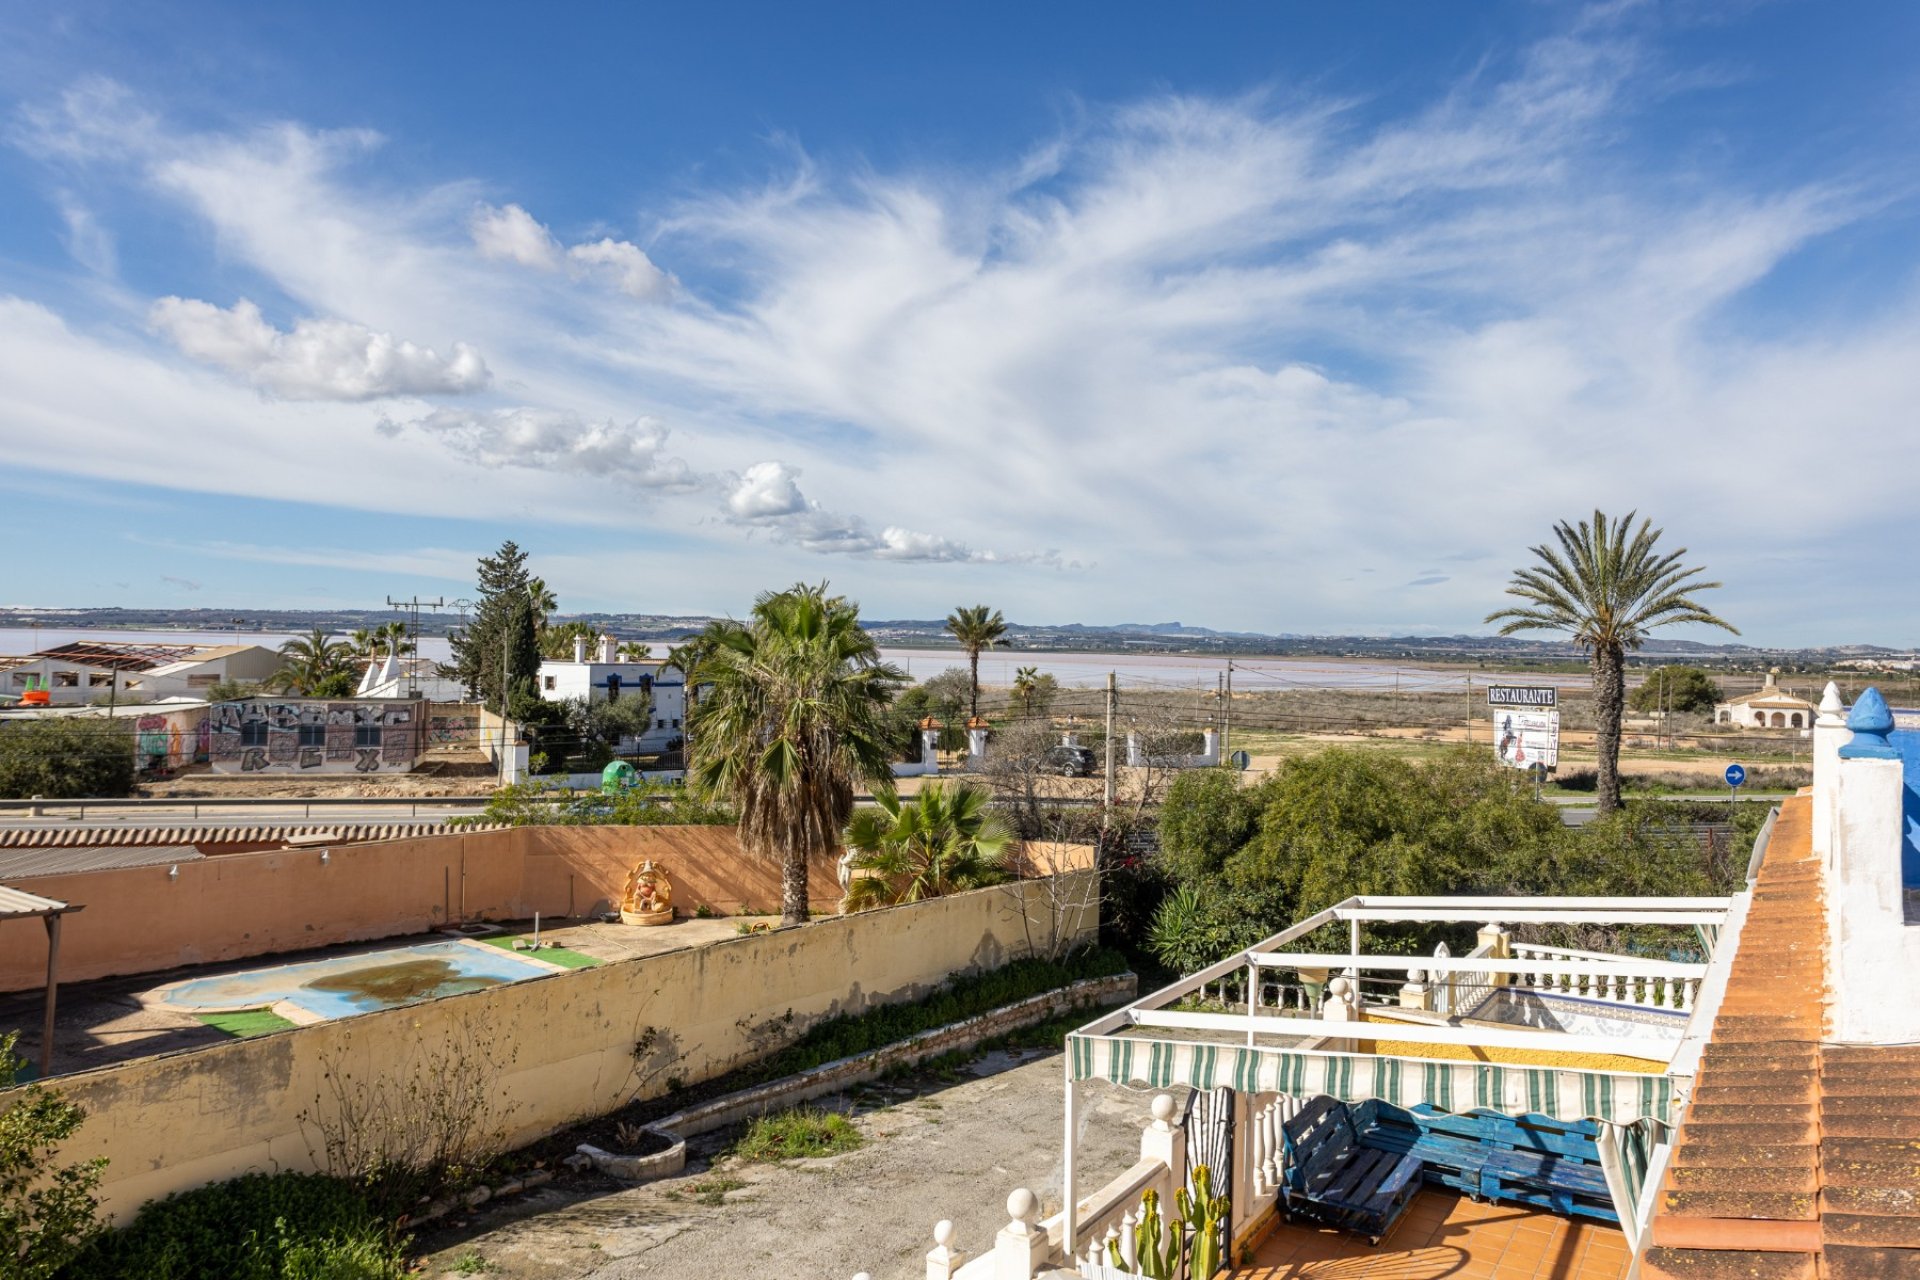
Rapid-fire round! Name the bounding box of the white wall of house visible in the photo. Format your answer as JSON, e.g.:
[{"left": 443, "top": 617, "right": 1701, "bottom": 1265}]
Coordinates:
[
  {"left": 535, "top": 642, "right": 687, "bottom": 753},
  {"left": 1, "top": 646, "right": 279, "bottom": 707}
]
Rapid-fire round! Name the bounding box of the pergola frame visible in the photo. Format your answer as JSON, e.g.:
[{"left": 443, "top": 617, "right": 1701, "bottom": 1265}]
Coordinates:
[
  {"left": 0, "top": 886, "right": 82, "bottom": 1080},
  {"left": 1060, "top": 893, "right": 1730, "bottom": 1257}
]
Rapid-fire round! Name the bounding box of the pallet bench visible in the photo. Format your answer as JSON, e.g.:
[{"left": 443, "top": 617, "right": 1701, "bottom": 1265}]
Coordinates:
[
  {"left": 1351, "top": 1100, "right": 1618, "bottom": 1224},
  {"left": 1279, "top": 1096, "right": 1424, "bottom": 1245}
]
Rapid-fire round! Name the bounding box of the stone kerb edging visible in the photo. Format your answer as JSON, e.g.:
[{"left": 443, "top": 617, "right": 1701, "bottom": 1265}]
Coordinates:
[{"left": 572, "top": 971, "right": 1138, "bottom": 1182}]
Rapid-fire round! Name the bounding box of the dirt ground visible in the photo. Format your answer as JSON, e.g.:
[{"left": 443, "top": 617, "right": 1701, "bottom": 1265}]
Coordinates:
[{"left": 412, "top": 1051, "right": 1148, "bottom": 1280}]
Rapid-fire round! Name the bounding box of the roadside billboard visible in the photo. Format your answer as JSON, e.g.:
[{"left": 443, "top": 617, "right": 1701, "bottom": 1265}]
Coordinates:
[{"left": 1493, "top": 709, "right": 1559, "bottom": 769}]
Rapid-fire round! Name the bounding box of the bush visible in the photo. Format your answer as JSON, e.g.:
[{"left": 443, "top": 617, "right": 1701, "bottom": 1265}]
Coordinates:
[
  {"left": 1157, "top": 770, "right": 1258, "bottom": 884},
  {"left": 1, "top": 1034, "right": 105, "bottom": 1279},
  {"left": 62, "top": 1172, "right": 404, "bottom": 1280},
  {"left": 0, "top": 718, "right": 136, "bottom": 799}
]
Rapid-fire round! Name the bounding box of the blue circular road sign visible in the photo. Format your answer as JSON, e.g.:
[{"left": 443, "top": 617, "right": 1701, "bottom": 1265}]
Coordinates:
[{"left": 1724, "top": 763, "right": 1747, "bottom": 788}]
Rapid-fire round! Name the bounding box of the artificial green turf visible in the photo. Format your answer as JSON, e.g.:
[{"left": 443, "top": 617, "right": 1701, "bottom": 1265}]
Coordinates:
[
  {"left": 197, "top": 1008, "right": 298, "bottom": 1038},
  {"left": 477, "top": 935, "right": 600, "bottom": 968}
]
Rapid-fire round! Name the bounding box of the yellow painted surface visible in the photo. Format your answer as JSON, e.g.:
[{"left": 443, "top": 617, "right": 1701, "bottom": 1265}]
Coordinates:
[
  {"left": 3, "top": 873, "right": 1098, "bottom": 1221},
  {"left": 1356, "top": 1012, "right": 1666, "bottom": 1075}
]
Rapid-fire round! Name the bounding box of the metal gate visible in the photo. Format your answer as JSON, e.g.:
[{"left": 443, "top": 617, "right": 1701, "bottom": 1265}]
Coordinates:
[{"left": 1183, "top": 1086, "right": 1233, "bottom": 1275}]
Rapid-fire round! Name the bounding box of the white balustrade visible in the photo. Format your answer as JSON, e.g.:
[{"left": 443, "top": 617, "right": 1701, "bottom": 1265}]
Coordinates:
[{"left": 1509, "top": 943, "right": 1700, "bottom": 1011}]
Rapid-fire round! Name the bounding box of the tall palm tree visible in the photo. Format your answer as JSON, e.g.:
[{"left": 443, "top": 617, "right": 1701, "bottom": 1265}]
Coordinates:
[
  {"left": 376, "top": 621, "right": 414, "bottom": 657},
  {"left": 1487, "top": 510, "right": 1736, "bottom": 814},
  {"left": 945, "top": 604, "right": 1007, "bottom": 721},
  {"left": 265, "top": 628, "right": 357, "bottom": 695},
  {"left": 689, "top": 584, "right": 906, "bottom": 925},
  {"left": 841, "top": 781, "right": 1011, "bottom": 911},
  {"left": 1012, "top": 666, "right": 1041, "bottom": 718},
  {"left": 526, "top": 578, "right": 558, "bottom": 633}
]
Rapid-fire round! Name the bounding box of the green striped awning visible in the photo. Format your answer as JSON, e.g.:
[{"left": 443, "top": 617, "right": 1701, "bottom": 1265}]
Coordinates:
[{"left": 1067, "top": 1034, "right": 1673, "bottom": 1127}]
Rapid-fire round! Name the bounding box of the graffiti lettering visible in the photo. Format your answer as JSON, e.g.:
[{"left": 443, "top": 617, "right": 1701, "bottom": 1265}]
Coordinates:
[
  {"left": 354, "top": 748, "right": 382, "bottom": 773},
  {"left": 240, "top": 748, "right": 270, "bottom": 772}
]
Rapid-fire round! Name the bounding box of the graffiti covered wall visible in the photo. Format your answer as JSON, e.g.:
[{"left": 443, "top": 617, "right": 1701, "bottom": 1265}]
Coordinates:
[
  {"left": 132, "top": 705, "right": 210, "bottom": 773},
  {"left": 207, "top": 698, "right": 426, "bottom": 774}
]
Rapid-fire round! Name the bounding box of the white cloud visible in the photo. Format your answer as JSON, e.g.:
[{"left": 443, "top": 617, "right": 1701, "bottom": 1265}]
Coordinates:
[
  {"left": 471, "top": 202, "right": 671, "bottom": 299},
  {"left": 723, "top": 461, "right": 1059, "bottom": 564},
  {"left": 150, "top": 297, "right": 490, "bottom": 400},
  {"left": 567, "top": 237, "right": 672, "bottom": 299},
  {"left": 726, "top": 461, "right": 808, "bottom": 518},
  {"left": 377, "top": 407, "right": 699, "bottom": 490},
  {"left": 471, "top": 202, "right": 561, "bottom": 269},
  {"left": 56, "top": 194, "right": 116, "bottom": 276}
]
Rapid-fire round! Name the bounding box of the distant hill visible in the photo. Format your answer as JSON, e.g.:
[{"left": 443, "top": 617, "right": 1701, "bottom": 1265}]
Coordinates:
[{"left": 1, "top": 605, "right": 1908, "bottom": 670}]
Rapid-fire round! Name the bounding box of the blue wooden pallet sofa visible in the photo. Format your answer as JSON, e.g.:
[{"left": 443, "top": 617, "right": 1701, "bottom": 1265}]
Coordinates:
[
  {"left": 1279, "top": 1096, "right": 1424, "bottom": 1245},
  {"left": 1351, "top": 1100, "right": 1618, "bottom": 1225}
]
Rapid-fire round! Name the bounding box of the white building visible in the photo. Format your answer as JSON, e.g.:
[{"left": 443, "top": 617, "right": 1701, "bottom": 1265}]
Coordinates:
[
  {"left": 0, "top": 642, "right": 279, "bottom": 707},
  {"left": 355, "top": 653, "right": 468, "bottom": 703},
  {"left": 1713, "top": 668, "right": 1815, "bottom": 730},
  {"left": 537, "top": 634, "right": 686, "bottom": 752}
]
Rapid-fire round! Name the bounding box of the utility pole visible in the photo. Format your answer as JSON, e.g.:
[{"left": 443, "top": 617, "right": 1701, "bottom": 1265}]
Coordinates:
[
  {"left": 1223, "top": 661, "right": 1233, "bottom": 764},
  {"left": 1465, "top": 673, "right": 1472, "bottom": 745},
  {"left": 385, "top": 595, "right": 446, "bottom": 697},
  {"left": 1103, "top": 672, "right": 1117, "bottom": 814}
]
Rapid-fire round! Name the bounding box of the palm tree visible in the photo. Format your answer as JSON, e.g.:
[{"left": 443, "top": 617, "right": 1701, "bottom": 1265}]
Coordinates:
[
  {"left": 841, "top": 781, "right": 1011, "bottom": 911},
  {"left": 347, "top": 628, "right": 378, "bottom": 658},
  {"left": 617, "top": 641, "right": 653, "bottom": 661},
  {"left": 1488, "top": 510, "right": 1736, "bottom": 814},
  {"left": 376, "top": 621, "right": 414, "bottom": 657},
  {"left": 945, "top": 604, "right": 1007, "bottom": 721},
  {"left": 1012, "top": 666, "right": 1041, "bottom": 718},
  {"left": 526, "top": 577, "right": 558, "bottom": 633},
  {"left": 265, "top": 628, "right": 357, "bottom": 695},
  {"left": 688, "top": 583, "right": 906, "bottom": 924}
]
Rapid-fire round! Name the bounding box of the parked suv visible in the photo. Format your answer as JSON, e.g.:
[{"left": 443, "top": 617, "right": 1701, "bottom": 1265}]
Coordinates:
[{"left": 1042, "top": 745, "right": 1097, "bottom": 777}]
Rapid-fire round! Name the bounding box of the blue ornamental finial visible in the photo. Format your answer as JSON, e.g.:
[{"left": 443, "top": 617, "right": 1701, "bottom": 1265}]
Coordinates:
[{"left": 1841, "top": 686, "right": 1899, "bottom": 759}]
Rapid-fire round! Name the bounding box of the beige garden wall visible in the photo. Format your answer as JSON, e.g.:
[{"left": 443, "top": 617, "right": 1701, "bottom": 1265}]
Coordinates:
[
  {"left": 0, "top": 826, "right": 843, "bottom": 992},
  {"left": 11, "top": 873, "right": 1099, "bottom": 1222}
]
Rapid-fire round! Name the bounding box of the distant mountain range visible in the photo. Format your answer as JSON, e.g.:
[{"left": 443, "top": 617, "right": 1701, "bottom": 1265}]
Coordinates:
[{"left": 2, "top": 606, "right": 1909, "bottom": 669}]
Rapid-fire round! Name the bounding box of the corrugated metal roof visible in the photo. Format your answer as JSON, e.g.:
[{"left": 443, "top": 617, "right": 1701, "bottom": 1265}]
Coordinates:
[
  {"left": 0, "top": 822, "right": 495, "bottom": 848},
  {"left": 0, "top": 845, "right": 204, "bottom": 878},
  {"left": 0, "top": 884, "right": 71, "bottom": 917}
]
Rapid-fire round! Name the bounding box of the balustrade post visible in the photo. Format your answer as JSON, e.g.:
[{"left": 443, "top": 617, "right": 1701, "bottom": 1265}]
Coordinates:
[
  {"left": 994, "top": 1189, "right": 1049, "bottom": 1280},
  {"left": 1141, "top": 1094, "right": 1184, "bottom": 1175},
  {"left": 926, "top": 1220, "right": 966, "bottom": 1280}
]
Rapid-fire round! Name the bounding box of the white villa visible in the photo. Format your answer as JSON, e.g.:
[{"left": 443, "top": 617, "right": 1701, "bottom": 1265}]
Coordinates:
[
  {"left": 537, "top": 633, "right": 686, "bottom": 753},
  {"left": 1714, "top": 669, "right": 1815, "bottom": 730}
]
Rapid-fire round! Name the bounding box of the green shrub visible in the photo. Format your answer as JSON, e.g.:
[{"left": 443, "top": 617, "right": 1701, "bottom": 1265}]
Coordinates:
[
  {"left": 62, "top": 1172, "right": 405, "bottom": 1280},
  {"left": 1, "top": 1034, "right": 105, "bottom": 1279},
  {"left": 0, "top": 718, "right": 136, "bottom": 800}
]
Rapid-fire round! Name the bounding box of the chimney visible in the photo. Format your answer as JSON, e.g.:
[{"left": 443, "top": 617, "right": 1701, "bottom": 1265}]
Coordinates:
[
  {"left": 599, "top": 635, "right": 617, "bottom": 664},
  {"left": 573, "top": 635, "right": 588, "bottom": 664}
]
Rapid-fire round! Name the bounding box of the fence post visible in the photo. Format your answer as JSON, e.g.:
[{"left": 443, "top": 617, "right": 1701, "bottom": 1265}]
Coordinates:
[{"left": 926, "top": 1220, "right": 966, "bottom": 1280}]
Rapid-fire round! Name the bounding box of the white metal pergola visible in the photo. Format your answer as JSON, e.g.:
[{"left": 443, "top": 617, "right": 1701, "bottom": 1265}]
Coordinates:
[{"left": 1059, "top": 893, "right": 1732, "bottom": 1257}]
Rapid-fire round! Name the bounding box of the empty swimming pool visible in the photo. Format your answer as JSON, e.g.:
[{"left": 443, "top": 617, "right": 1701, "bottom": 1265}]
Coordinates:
[{"left": 155, "top": 939, "right": 564, "bottom": 1023}]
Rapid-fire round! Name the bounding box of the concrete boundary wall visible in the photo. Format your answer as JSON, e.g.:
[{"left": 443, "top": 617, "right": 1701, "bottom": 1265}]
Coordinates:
[
  {"left": 0, "top": 826, "right": 845, "bottom": 992},
  {"left": 7, "top": 874, "right": 1099, "bottom": 1221}
]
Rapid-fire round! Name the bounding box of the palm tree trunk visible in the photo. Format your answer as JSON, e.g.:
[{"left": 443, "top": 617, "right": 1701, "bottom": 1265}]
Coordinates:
[
  {"left": 968, "top": 648, "right": 981, "bottom": 720},
  {"left": 781, "top": 845, "right": 811, "bottom": 925},
  {"left": 1593, "top": 642, "right": 1626, "bottom": 815}
]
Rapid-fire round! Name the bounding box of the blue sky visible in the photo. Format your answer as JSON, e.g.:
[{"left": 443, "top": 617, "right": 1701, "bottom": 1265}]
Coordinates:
[{"left": 1, "top": 2, "right": 1917, "bottom": 645}]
